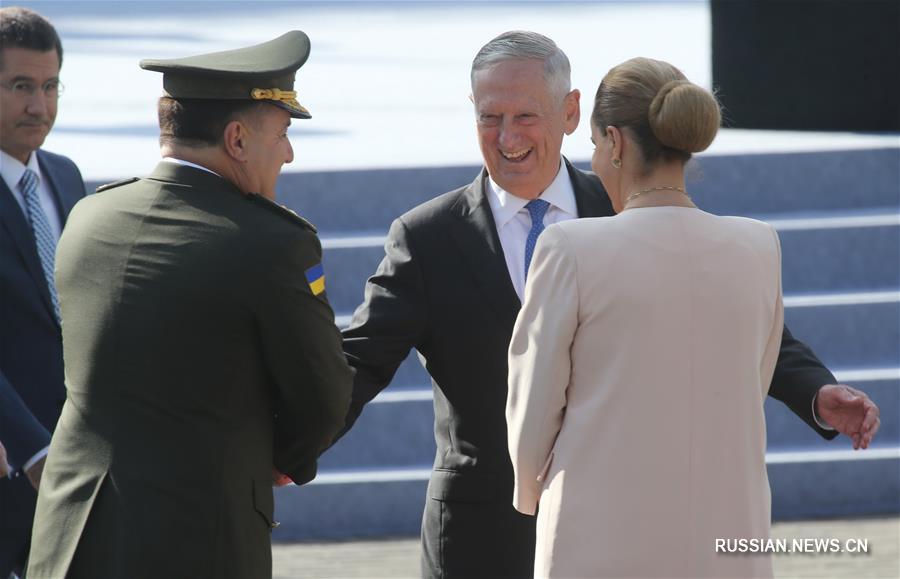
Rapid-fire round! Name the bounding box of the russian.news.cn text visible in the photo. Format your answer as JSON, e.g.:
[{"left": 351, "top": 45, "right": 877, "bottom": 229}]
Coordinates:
[{"left": 716, "top": 538, "right": 870, "bottom": 555}]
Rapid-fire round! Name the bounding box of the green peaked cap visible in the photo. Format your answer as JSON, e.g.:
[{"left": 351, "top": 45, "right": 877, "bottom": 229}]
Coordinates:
[{"left": 140, "top": 30, "right": 312, "bottom": 119}]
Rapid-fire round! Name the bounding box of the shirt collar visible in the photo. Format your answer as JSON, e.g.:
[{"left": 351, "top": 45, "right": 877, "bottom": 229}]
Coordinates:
[
  {"left": 486, "top": 160, "right": 577, "bottom": 228},
  {"left": 1, "top": 149, "right": 40, "bottom": 193},
  {"left": 162, "top": 157, "right": 221, "bottom": 177}
]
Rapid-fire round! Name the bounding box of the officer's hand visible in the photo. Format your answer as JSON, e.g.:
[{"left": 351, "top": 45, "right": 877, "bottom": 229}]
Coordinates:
[
  {"left": 0, "top": 441, "right": 10, "bottom": 478},
  {"left": 272, "top": 468, "right": 293, "bottom": 487}
]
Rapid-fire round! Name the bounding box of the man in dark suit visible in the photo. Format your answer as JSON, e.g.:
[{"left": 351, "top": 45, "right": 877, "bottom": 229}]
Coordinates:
[
  {"left": 340, "top": 31, "right": 880, "bottom": 578},
  {"left": 0, "top": 7, "right": 86, "bottom": 576},
  {"left": 26, "top": 31, "right": 353, "bottom": 579}
]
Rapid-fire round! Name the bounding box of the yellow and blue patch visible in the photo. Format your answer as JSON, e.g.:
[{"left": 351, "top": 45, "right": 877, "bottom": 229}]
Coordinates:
[{"left": 305, "top": 263, "right": 326, "bottom": 296}]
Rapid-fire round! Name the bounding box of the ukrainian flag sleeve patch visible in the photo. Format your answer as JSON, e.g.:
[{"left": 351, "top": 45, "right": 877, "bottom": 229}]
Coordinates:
[{"left": 305, "top": 263, "right": 326, "bottom": 296}]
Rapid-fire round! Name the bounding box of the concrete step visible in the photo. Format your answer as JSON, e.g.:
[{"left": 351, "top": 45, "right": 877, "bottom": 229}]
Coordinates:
[
  {"left": 276, "top": 478, "right": 427, "bottom": 541},
  {"left": 768, "top": 450, "right": 900, "bottom": 519},
  {"left": 221, "top": 149, "right": 900, "bottom": 234},
  {"left": 265, "top": 148, "right": 900, "bottom": 234},
  {"left": 777, "top": 220, "right": 899, "bottom": 296},
  {"left": 275, "top": 449, "right": 900, "bottom": 540},
  {"left": 685, "top": 148, "right": 900, "bottom": 216},
  {"left": 320, "top": 396, "right": 435, "bottom": 471},
  {"left": 785, "top": 300, "right": 899, "bottom": 368},
  {"left": 321, "top": 395, "right": 435, "bottom": 471},
  {"left": 765, "top": 377, "right": 899, "bottom": 450},
  {"left": 277, "top": 165, "right": 479, "bottom": 234}
]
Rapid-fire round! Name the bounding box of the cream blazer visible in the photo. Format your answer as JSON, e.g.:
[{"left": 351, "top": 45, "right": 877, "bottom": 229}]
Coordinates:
[{"left": 507, "top": 207, "right": 783, "bottom": 578}]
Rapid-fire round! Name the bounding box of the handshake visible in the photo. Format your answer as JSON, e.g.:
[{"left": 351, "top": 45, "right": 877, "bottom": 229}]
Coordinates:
[{"left": 272, "top": 468, "right": 293, "bottom": 487}]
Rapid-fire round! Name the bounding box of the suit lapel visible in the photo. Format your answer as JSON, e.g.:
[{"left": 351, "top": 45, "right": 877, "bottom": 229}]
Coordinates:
[
  {"left": 37, "top": 150, "right": 80, "bottom": 227},
  {"left": 446, "top": 162, "right": 613, "bottom": 329},
  {"left": 0, "top": 173, "right": 57, "bottom": 322},
  {"left": 566, "top": 158, "right": 615, "bottom": 218},
  {"left": 448, "top": 169, "right": 521, "bottom": 328}
]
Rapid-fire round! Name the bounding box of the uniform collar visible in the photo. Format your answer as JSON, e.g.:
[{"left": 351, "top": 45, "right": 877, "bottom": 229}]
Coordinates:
[{"left": 162, "top": 156, "right": 222, "bottom": 178}]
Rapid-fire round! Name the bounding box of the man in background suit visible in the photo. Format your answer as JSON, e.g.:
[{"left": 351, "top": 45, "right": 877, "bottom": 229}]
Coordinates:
[
  {"left": 0, "top": 7, "right": 85, "bottom": 577},
  {"left": 339, "top": 31, "right": 880, "bottom": 578}
]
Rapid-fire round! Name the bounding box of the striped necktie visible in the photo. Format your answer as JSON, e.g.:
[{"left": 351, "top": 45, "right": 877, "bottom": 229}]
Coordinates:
[
  {"left": 523, "top": 198, "right": 550, "bottom": 283},
  {"left": 20, "top": 168, "right": 60, "bottom": 321}
]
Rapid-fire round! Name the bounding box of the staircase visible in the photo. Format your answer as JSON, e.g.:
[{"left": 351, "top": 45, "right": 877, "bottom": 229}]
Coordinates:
[{"left": 259, "top": 146, "right": 900, "bottom": 540}]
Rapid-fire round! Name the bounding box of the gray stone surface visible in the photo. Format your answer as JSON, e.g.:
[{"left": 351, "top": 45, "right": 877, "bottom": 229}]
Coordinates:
[{"left": 272, "top": 516, "right": 900, "bottom": 578}]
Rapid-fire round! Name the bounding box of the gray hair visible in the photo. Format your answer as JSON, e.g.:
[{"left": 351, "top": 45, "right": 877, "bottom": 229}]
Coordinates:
[{"left": 471, "top": 30, "right": 571, "bottom": 98}]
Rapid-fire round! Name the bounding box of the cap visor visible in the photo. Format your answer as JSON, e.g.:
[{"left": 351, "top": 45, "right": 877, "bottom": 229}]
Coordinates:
[{"left": 272, "top": 100, "right": 311, "bottom": 119}]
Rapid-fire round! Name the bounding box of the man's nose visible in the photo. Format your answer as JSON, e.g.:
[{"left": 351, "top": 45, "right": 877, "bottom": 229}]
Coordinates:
[
  {"left": 24, "top": 91, "right": 50, "bottom": 116},
  {"left": 497, "top": 120, "right": 521, "bottom": 150},
  {"left": 285, "top": 138, "right": 294, "bottom": 165}
]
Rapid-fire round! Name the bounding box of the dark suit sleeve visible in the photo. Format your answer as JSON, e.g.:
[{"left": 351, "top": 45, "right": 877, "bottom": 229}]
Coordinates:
[
  {"left": 769, "top": 325, "right": 839, "bottom": 440},
  {"left": 0, "top": 369, "right": 51, "bottom": 469},
  {"left": 254, "top": 228, "right": 354, "bottom": 485},
  {"left": 339, "top": 217, "right": 428, "bottom": 437}
]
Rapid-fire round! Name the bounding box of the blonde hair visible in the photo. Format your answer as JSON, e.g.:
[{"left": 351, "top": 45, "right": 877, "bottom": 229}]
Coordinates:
[{"left": 592, "top": 57, "right": 720, "bottom": 169}]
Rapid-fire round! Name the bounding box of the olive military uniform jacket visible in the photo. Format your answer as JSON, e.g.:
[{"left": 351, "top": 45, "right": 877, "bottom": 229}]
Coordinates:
[{"left": 27, "top": 162, "right": 353, "bottom": 579}]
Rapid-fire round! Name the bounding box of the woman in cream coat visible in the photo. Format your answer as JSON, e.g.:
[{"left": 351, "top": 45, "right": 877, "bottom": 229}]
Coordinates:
[{"left": 506, "top": 58, "right": 781, "bottom": 578}]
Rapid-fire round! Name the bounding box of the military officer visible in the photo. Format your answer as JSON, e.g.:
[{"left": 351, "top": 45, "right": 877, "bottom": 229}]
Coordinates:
[{"left": 27, "top": 31, "right": 353, "bottom": 579}]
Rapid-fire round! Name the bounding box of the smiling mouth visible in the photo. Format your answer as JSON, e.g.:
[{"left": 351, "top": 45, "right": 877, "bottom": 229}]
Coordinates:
[{"left": 501, "top": 148, "right": 532, "bottom": 163}]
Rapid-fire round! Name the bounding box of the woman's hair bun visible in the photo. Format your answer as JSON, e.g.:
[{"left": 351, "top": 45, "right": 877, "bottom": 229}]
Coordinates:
[{"left": 648, "top": 79, "right": 721, "bottom": 154}]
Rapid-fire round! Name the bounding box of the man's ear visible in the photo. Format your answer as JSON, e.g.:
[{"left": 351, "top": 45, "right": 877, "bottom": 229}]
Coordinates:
[
  {"left": 222, "top": 120, "right": 247, "bottom": 162},
  {"left": 563, "top": 89, "right": 580, "bottom": 135}
]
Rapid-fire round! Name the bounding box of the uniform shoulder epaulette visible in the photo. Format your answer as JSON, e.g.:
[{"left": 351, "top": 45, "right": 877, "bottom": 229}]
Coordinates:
[
  {"left": 95, "top": 177, "right": 139, "bottom": 193},
  {"left": 247, "top": 193, "right": 317, "bottom": 233}
]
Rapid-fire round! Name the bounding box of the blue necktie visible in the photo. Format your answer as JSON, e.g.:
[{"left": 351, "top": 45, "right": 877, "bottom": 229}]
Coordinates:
[
  {"left": 20, "top": 169, "right": 60, "bottom": 321},
  {"left": 524, "top": 198, "right": 550, "bottom": 283}
]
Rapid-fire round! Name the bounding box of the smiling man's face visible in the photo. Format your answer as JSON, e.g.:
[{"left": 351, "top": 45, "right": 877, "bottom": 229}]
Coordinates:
[
  {"left": 472, "top": 58, "right": 579, "bottom": 200},
  {"left": 0, "top": 47, "right": 60, "bottom": 163}
]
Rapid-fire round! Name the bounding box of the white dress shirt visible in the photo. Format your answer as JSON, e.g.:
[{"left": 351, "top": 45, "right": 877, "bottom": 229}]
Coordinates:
[
  {"left": 486, "top": 161, "right": 578, "bottom": 300},
  {"left": 1, "top": 150, "right": 63, "bottom": 242}
]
